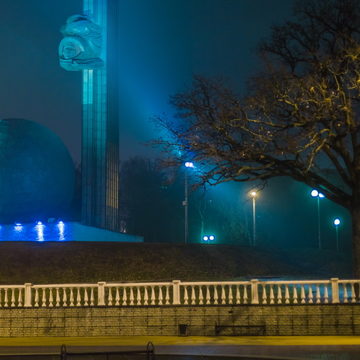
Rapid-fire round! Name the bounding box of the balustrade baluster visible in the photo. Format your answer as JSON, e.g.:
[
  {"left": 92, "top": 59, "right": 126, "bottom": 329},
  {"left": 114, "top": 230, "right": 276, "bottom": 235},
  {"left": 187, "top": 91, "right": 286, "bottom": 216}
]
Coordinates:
[
  {"left": 221, "top": 285, "right": 226, "bottom": 304},
  {"left": 292, "top": 285, "right": 298, "bottom": 304},
  {"left": 351, "top": 283, "right": 356, "bottom": 303},
  {"left": 0, "top": 289, "right": 3, "bottom": 308},
  {"left": 55, "top": 288, "right": 60, "bottom": 307},
  {"left": 76, "top": 288, "right": 81, "bottom": 306},
  {"left": 69, "top": 288, "right": 74, "bottom": 306},
  {"left": 144, "top": 287, "right": 149, "bottom": 306},
  {"left": 184, "top": 286, "right": 189, "bottom": 305},
  {"left": 90, "top": 288, "right": 94, "bottom": 306},
  {"left": 18, "top": 289, "right": 23, "bottom": 307},
  {"left": 115, "top": 288, "right": 120, "bottom": 306},
  {"left": 158, "top": 286, "right": 164, "bottom": 305},
  {"left": 191, "top": 286, "right": 196, "bottom": 305},
  {"left": 324, "top": 286, "right": 329, "bottom": 303},
  {"left": 34, "top": 289, "right": 38, "bottom": 307},
  {"left": 243, "top": 285, "right": 248, "bottom": 304},
  {"left": 149, "top": 286, "right": 154, "bottom": 305},
  {"left": 269, "top": 285, "right": 275, "bottom": 304},
  {"left": 198, "top": 286, "right": 204, "bottom": 305},
  {"left": 48, "top": 289, "right": 53, "bottom": 307},
  {"left": 41, "top": 288, "right": 46, "bottom": 307},
  {"left": 84, "top": 288, "right": 89, "bottom": 306},
  {"left": 10, "top": 289, "right": 15, "bottom": 307},
  {"left": 122, "top": 287, "right": 128, "bottom": 306},
  {"left": 343, "top": 284, "right": 349, "bottom": 303},
  {"left": 300, "top": 285, "right": 306, "bottom": 303},
  {"left": 206, "top": 286, "right": 210, "bottom": 305},
  {"left": 130, "top": 287, "right": 134, "bottom": 306},
  {"left": 316, "top": 285, "right": 321, "bottom": 304},
  {"left": 228, "top": 285, "right": 233, "bottom": 304},
  {"left": 165, "top": 286, "right": 170, "bottom": 305},
  {"left": 236, "top": 286, "right": 241, "bottom": 304},
  {"left": 308, "top": 285, "right": 314, "bottom": 304},
  {"left": 262, "top": 285, "right": 267, "bottom": 304},
  {"left": 62, "top": 288, "right": 67, "bottom": 306},
  {"left": 213, "top": 286, "right": 219, "bottom": 305},
  {"left": 108, "top": 287, "right": 113, "bottom": 305},
  {"left": 285, "top": 285, "right": 290, "bottom": 304},
  {"left": 276, "top": 285, "right": 282, "bottom": 304}
]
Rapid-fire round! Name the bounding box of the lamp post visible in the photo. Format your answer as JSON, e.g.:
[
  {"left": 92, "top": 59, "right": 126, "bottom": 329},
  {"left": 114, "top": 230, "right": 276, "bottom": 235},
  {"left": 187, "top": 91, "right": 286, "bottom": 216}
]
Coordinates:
[
  {"left": 311, "top": 189, "right": 325, "bottom": 249},
  {"left": 183, "top": 162, "right": 194, "bottom": 244},
  {"left": 249, "top": 191, "right": 257, "bottom": 246},
  {"left": 334, "top": 218, "right": 341, "bottom": 252}
]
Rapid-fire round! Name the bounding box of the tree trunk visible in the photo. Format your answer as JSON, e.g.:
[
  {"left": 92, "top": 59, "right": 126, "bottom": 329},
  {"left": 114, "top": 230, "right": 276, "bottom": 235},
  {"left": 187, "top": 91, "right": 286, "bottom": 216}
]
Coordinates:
[{"left": 352, "top": 204, "right": 360, "bottom": 278}]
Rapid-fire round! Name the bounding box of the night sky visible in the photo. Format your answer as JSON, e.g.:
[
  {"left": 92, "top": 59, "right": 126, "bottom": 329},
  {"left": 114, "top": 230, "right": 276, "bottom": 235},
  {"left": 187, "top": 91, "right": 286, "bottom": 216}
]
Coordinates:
[{"left": 0, "top": 0, "right": 294, "bottom": 163}]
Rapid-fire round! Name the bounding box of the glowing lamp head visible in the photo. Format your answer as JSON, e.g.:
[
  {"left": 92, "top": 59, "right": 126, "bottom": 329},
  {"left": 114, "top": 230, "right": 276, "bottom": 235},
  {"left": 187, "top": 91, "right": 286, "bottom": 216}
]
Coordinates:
[
  {"left": 185, "top": 162, "right": 194, "bottom": 168},
  {"left": 203, "top": 235, "right": 209, "bottom": 241},
  {"left": 37, "top": 221, "right": 43, "bottom": 226},
  {"left": 250, "top": 191, "right": 257, "bottom": 198},
  {"left": 311, "top": 189, "right": 319, "bottom": 197},
  {"left": 209, "top": 235, "right": 215, "bottom": 241},
  {"left": 318, "top": 193, "right": 325, "bottom": 198},
  {"left": 334, "top": 218, "right": 341, "bottom": 226}
]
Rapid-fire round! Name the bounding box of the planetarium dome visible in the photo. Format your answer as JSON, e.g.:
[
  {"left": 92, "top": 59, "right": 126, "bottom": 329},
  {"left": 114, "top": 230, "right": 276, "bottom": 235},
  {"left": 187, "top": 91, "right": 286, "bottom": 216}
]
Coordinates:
[{"left": 0, "top": 118, "right": 75, "bottom": 223}]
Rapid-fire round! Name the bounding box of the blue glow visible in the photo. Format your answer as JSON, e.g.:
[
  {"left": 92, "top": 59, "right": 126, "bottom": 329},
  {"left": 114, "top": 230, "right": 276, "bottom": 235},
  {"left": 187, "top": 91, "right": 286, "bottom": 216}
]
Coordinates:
[
  {"left": 35, "top": 222, "right": 45, "bottom": 242},
  {"left": 334, "top": 218, "right": 341, "bottom": 226},
  {"left": 57, "top": 221, "right": 65, "bottom": 241}
]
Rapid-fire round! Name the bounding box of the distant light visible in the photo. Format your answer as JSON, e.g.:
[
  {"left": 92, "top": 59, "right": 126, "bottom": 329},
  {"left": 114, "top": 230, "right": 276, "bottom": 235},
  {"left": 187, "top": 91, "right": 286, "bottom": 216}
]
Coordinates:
[
  {"left": 311, "top": 189, "right": 325, "bottom": 198},
  {"left": 311, "top": 190, "right": 319, "bottom": 197},
  {"left": 37, "top": 221, "right": 43, "bottom": 225},
  {"left": 14, "top": 223, "right": 23, "bottom": 232},
  {"left": 209, "top": 235, "right": 215, "bottom": 241},
  {"left": 334, "top": 218, "right": 341, "bottom": 226},
  {"left": 35, "top": 222, "right": 45, "bottom": 242},
  {"left": 185, "top": 162, "right": 194, "bottom": 168},
  {"left": 203, "top": 236, "right": 209, "bottom": 241},
  {"left": 250, "top": 191, "right": 257, "bottom": 197},
  {"left": 58, "top": 221, "right": 64, "bottom": 225}
]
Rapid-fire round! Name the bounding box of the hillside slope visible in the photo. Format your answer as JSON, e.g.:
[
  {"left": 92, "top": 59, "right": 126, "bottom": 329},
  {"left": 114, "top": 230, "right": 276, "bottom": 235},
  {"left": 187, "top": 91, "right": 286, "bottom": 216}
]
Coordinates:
[{"left": 0, "top": 242, "right": 352, "bottom": 284}]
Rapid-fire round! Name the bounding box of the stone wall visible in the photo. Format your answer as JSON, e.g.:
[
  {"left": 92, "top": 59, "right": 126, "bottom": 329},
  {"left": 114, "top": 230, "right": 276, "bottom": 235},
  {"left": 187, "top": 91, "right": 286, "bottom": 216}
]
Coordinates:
[{"left": 0, "top": 304, "right": 359, "bottom": 337}]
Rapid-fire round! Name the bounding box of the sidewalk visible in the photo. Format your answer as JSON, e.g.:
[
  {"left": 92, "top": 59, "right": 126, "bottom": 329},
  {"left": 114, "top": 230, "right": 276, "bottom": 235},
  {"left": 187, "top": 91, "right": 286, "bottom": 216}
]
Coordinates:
[
  {"left": 0, "top": 336, "right": 359, "bottom": 346},
  {"left": 0, "top": 337, "right": 359, "bottom": 359}
]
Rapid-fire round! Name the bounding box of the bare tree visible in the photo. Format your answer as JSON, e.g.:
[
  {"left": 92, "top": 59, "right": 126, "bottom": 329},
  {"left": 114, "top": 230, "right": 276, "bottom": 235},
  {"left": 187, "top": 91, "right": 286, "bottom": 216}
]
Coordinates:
[{"left": 156, "top": 0, "right": 360, "bottom": 275}]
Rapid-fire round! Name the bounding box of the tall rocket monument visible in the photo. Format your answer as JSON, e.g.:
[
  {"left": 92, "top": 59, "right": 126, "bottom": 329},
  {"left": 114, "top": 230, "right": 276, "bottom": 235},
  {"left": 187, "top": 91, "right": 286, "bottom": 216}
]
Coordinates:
[{"left": 58, "top": 0, "right": 120, "bottom": 231}]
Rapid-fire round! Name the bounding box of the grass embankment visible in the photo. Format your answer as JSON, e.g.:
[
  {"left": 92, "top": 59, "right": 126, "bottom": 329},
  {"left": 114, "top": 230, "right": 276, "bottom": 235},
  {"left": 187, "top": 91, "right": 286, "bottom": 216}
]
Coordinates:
[{"left": 0, "top": 242, "right": 352, "bottom": 284}]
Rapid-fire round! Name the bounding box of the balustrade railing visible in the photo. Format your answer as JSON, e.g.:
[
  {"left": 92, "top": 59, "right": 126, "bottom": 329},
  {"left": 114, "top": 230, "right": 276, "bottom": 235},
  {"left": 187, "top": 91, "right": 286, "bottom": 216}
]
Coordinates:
[{"left": 0, "top": 278, "right": 357, "bottom": 308}]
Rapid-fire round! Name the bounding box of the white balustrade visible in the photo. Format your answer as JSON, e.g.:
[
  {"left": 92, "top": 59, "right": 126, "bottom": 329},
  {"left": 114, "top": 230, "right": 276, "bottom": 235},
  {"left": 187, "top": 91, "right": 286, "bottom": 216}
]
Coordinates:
[{"left": 0, "top": 278, "right": 356, "bottom": 308}]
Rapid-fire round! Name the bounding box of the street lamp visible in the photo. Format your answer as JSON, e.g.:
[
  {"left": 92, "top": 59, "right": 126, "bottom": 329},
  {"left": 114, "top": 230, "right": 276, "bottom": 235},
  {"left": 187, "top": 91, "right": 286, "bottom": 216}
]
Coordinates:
[
  {"left": 183, "top": 162, "right": 194, "bottom": 244},
  {"left": 249, "top": 190, "right": 257, "bottom": 246},
  {"left": 334, "top": 218, "right": 341, "bottom": 252},
  {"left": 311, "top": 189, "right": 325, "bottom": 249}
]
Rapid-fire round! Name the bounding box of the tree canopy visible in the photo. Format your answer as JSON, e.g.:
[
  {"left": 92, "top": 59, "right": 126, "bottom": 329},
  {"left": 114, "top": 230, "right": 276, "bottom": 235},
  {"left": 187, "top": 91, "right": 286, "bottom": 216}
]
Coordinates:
[
  {"left": 155, "top": 0, "right": 360, "bottom": 274},
  {"left": 158, "top": 0, "right": 359, "bottom": 209}
]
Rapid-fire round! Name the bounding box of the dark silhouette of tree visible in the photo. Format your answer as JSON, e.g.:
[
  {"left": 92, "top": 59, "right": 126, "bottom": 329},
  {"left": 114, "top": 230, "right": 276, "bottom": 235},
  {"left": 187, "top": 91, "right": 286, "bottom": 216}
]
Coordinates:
[
  {"left": 119, "top": 157, "right": 183, "bottom": 242},
  {"left": 156, "top": 0, "right": 360, "bottom": 274}
]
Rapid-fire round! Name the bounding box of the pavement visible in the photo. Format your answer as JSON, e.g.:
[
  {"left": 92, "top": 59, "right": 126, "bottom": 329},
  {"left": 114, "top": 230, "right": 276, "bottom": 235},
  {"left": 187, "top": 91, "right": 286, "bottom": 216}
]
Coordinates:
[{"left": 0, "top": 337, "right": 359, "bottom": 359}]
